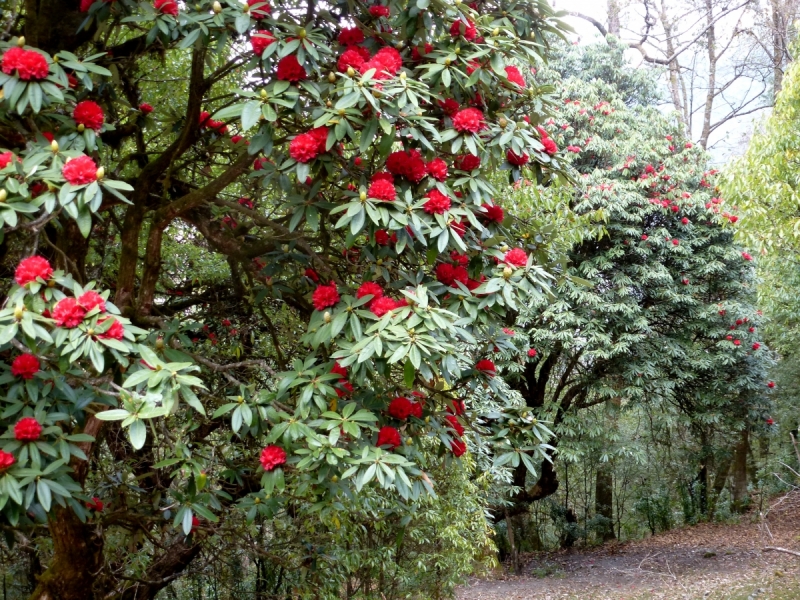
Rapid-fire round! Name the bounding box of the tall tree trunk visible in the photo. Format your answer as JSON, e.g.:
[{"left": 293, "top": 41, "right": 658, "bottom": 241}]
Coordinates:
[
  {"left": 699, "top": 0, "right": 717, "bottom": 149},
  {"left": 595, "top": 464, "right": 616, "bottom": 542},
  {"left": 607, "top": 0, "right": 622, "bottom": 36},
  {"left": 709, "top": 450, "right": 733, "bottom": 519},
  {"left": 731, "top": 428, "right": 749, "bottom": 512}
]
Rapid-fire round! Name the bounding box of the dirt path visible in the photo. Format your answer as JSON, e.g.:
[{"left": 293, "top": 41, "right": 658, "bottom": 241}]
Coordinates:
[{"left": 458, "top": 495, "right": 800, "bottom": 600}]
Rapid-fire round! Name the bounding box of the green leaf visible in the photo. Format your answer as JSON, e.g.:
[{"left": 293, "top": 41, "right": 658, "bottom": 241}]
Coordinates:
[{"left": 128, "top": 420, "right": 146, "bottom": 450}]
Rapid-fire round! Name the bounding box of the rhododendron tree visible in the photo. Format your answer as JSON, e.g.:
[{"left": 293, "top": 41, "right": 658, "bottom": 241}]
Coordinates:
[{"left": 0, "top": 0, "right": 571, "bottom": 596}]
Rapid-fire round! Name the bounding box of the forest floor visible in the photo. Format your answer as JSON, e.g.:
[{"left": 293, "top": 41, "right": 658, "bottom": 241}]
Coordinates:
[{"left": 457, "top": 492, "right": 800, "bottom": 600}]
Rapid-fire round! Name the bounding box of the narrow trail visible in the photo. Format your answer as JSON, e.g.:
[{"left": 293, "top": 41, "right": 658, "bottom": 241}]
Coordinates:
[{"left": 458, "top": 495, "right": 800, "bottom": 600}]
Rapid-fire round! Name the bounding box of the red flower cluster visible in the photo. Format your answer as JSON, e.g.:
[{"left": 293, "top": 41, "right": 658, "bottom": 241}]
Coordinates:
[
  {"left": 14, "top": 417, "right": 42, "bottom": 441},
  {"left": 15, "top": 255, "right": 53, "bottom": 285},
  {"left": 376, "top": 426, "right": 401, "bottom": 449},
  {"left": 426, "top": 158, "right": 448, "bottom": 181},
  {"left": 356, "top": 281, "right": 383, "bottom": 300},
  {"left": 475, "top": 359, "right": 496, "bottom": 376},
  {"left": 767, "top": 381, "right": 775, "bottom": 388},
  {"left": 338, "top": 27, "right": 365, "bottom": 45},
  {"left": 289, "top": 127, "right": 329, "bottom": 163},
  {"left": 0, "top": 450, "right": 14, "bottom": 471},
  {"left": 447, "top": 399, "right": 466, "bottom": 415},
  {"left": 450, "top": 19, "right": 477, "bottom": 40},
  {"left": 1, "top": 47, "right": 49, "bottom": 81},
  {"left": 528, "top": 348, "right": 537, "bottom": 357},
  {"left": 423, "top": 189, "right": 451, "bottom": 214},
  {"left": 368, "top": 4, "right": 390, "bottom": 17},
  {"left": 445, "top": 415, "right": 465, "bottom": 437},
  {"left": 0, "top": 151, "right": 14, "bottom": 169},
  {"left": 451, "top": 440, "right": 467, "bottom": 457},
  {"left": 86, "top": 497, "right": 104, "bottom": 511},
  {"left": 304, "top": 268, "right": 319, "bottom": 282},
  {"left": 455, "top": 154, "right": 480, "bottom": 171},
  {"left": 375, "top": 229, "right": 397, "bottom": 246},
  {"left": 505, "top": 65, "right": 525, "bottom": 87},
  {"left": 338, "top": 47, "right": 368, "bottom": 72},
  {"left": 452, "top": 108, "right": 485, "bottom": 133},
  {"left": 247, "top": 0, "right": 271, "bottom": 18},
  {"left": 388, "top": 397, "right": 422, "bottom": 419},
  {"left": 276, "top": 55, "right": 306, "bottom": 81},
  {"left": 139, "top": 103, "right": 154, "bottom": 113},
  {"left": 251, "top": 30, "right": 276, "bottom": 55},
  {"left": 440, "top": 98, "right": 460, "bottom": 116},
  {"left": 73, "top": 100, "right": 105, "bottom": 131},
  {"left": 53, "top": 297, "right": 87, "bottom": 327},
  {"left": 753, "top": 342, "right": 761, "bottom": 350},
  {"left": 506, "top": 150, "right": 529, "bottom": 166},
  {"left": 368, "top": 179, "right": 396, "bottom": 201},
  {"left": 386, "top": 149, "right": 427, "bottom": 182},
  {"left": 98, "top": 317, "right": 125, "bottom": 340},
  {"left": 742, "top": 252, "right": 753, "bottom": 261},
  {"left": 481, "top": 203, "right": 504, "bottom": 223},
  {"left": 154, "top": 0, "right": 178, "bottom": 15},
  {"left": 436, "top": 263, "right": 468, "bottom": 287},
  {"left": 312, "top": 282, "right": 340, "bottom": 311},
  {"left": 78, "top": 290, "right": 106, "bottom": 312},
  {"left": 63, "top": 155, "right": 98, "bottom": 185},
  {"left": 504, "top": 248, "right": 528, "bottom": 267},
  {"left": 260, "top": 445, "right": 287, "bottom": 471},
  {"left": 370, "top": 296, "right": 400, "bottom": 317},
  {"left": 11, "top": 354, "right": 40, "bottom": 380},
  {"left": 360, "top": 47, "right": 402, "bottom": 80}
]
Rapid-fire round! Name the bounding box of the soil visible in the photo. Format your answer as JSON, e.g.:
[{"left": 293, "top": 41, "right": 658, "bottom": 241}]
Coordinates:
[{"left": 457, "top": 493, "right": 800, "bottom": 600}]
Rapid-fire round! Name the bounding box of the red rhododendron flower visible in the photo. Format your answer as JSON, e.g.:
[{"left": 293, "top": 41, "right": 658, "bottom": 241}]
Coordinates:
[
  {"left": 369, "top": 4, "right": 390, "bottom": 17},
  {"left": 466, "top": 59, "right": 481, "bottom": 75},
  {"left": 247, "top": 0, "right": 271, "bottom": 18},
  {"left": 0, "top": 450, "right": 14, "bottom": 471},
  {"left": 0, "top": 151, "right": 14, "bottom": 169},
  {"left": 231, "top": 135, "right": 243, "bottom": 144},
  {"left": 452, "top": 108, "right": 485, "bottom": 133},
  {"left": 768, "top": 381, "right": 775, "bottom": 388},
  {"left": 338, "top": 27, "right": 365, "bottom": 45},
  {"left": 505, "top": 65, "right": 525, "bottom": 87},
  {"left": 504, "top": 248, "right": 528, "bottom": 267},
  {"left": 11, "top": 354, "right": 40, "bottom": 380},
  {"left": 251, "top": 30, "right": 276, "bottom": 55},
  {"left": 139, "top": 103, "right": 153, "bottom": 113},
  {"left": 411, "top": 43, "right": 433, "bottom": 61},
  {"left": 681, "top": 217, "right": 689, "bottom": 225},
  {"left": 528, "top": 348, "right": 537, "bottom": 357},
  {"left": 360, "top": 47, "right": 402, "bottom": 79},
  {"left": 386, "top": 149, "right": 427, "bottom": 182},
  {"left": 276, "top": 55, "right": 306, "bottom": 81},
  {"left": 289, "top": 127, "right": 328, "bottom": 163},
  {"left": 455, "top": 154, "right": 481, "bottom": 171},
  {"left": 303, "top": 268, "right": 319, "bottom": 283},
  {"left": 672, "top": 239, "right": 680, "bottom": 246},
  {"left": 409, "top": 401, "right": 423, "bottom": 418},
  {"left": 749, "top": 327, "right": 755, "bottom": 333},
  {"left": 335, "top": 381, "right": 353, "bottom": 397},
  {"left": 370, "top": 296, "right": 398, "bottom": 317},
  {"left": 742, "top": 252, "right": 753, "bottom": 261},
  {"left": 356, "top": 281, "right": 383, "bottom": 300},
  {"left": 423, "top": 189, "right": 451, "bottom": 214},
  {"left": 733, "top": 339, "right": 741, "bottom": 346},
  {"left": 260, "top": 445, "right": 287, "bottom": 471},
  {"left": 481, "top": 203, "right": 504, "bottom": 224},
  {"left": 451, "top": 251, "right": 469, "bottom": 266},
  {"left": 331, "top": 361, "right": 348, "bottom": 379},
  {"left": 154, "top": 0, "right": 178, "bottom": 15},
  {"left": 447, "top": 399, "right": 466, "bottom": 415},
  {"left": 506, "top": 150, "right": 529, "bottom": 166},
  {"left": 78, "top": 291, "right": 106, "bottom": 312},
  {"left": 63, "top": 155, "right": 98, "bottom": 185},
  {"left": 541, "top": 137, "right": 558, "bottom": 155},
  {"left": 440, "top": 98, "right": 460, "bottom": 116},
  {"left": 445, "top": 415, "right": 465, "bottom": 437},
  {"left": 86, "top": 497, "right": 104, "bottom": 511},
  {"left": 14, "top": 417, "right": 42, "bottom": 441},
  {"left": 53, "top": 298, "right": 87, "bottom": 327},
  {"left": 475, "top": 359, "right": 496, "bottom": 376},
  {"left": 451, "top": 218, "right": 468, "bottom": 237},
  {"left": 1, "top": 48, "right": 49, "bottom": 81},
  {"left": 388, "top": 397, "right": 414, "bottom": 419},
  {"left": 376, "top": 426, "right": 401, "bottom": 449},
  {"left": 426, "top": 158, "right": 448, "bottom": 181},
  {"left": 98, "top": 317, "right": 125, "bottom": 340},
  {"left": 752, "top": 342, "right": 761, "bottom": 350},
  {"left": 313, "top": 282, "right": 340, "bottom": 311},
  {"left": 436, "top": 263, "right": 468, "bottom": 287},
  {"left": 371, "top": 171, "right": 394, "bottom": 184},
  {"left": 15, "top": 256, "right": 53, "bottom": 285},
  {"left": 253, "top": 157, "right": 268, "bottom": 170},
  {"left": 375, "top": 229, "right": 397, "bottom": 245},
  {"left": 338, "top": 47, "right": 366, "bottom": 72},
  {"left": 73, "top": 100, "right": 105, "bottom": 131},
  {"left": 368, "top": 179, "right": 396, "bottom": 201},
  {"left": 451, "top": 439, "right": 467, "bottom": 457},
  {"left": 450, "top": 19, "right": 477, "bottom": 40}
]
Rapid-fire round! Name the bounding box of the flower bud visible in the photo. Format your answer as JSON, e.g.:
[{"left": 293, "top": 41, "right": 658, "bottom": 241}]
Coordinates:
[
  {"left": 16, "top": 36, "right": 25, "bottom": 47},
  {"left": 155, "top": 337, "right": 165, "bottom": 350},
  {"left": 444, "top": 58, "right": 451, "bottom": 66},
  {"left": 454, "top": 46, "right": 461, "bottom": 55},
  {"left": 14, "top": 306, "right": 23, "bottom": 320},
  {"left": 347, "top": 66, "right": 355, "bottom": 77},
  {"left": 503, "top": 266, "right": 513, "bottom": 279},
  {"left": 96, "top": 166, "right": 105, "bottom": 180},
  {"left": 359, "top": 191, "right": 367, "bottom": 201},
  {"left": 297, "top": 28, "right": 307, "bottom": 39},
  {"left": 498, "top": 117, "right": 508, "bottom": 128},
  {"left": 0, "top": 189, "right": 6, "bottom": 203},
  {"left": 399, "top": 71, "right": 406, "bottom": 80},
  {"left": 77, "top": 124, "right": 85, "bottom": 133},
  {"left": 50, "top": 139, "right": 59, "bottom": 153},
  {"left": 323, "top": 311, "right": 332, "bottom": 323},
  {"left": 492, "top": 27, "right": 500, "bottom": 36},
  {"left": 405, "top": 438, "right": 413, "bottom": 445},
  {"left": 260, "top": 88, "right": 267, "bottom": 99},
  {"left": 328, "top": 72, "right": 336, "bottom": 83},
  {"left": 331, "top": 475, "right": 339, "bottom": 482},
  {"left": 212, "top": 1, "right": 222, "bottom": 12}
]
